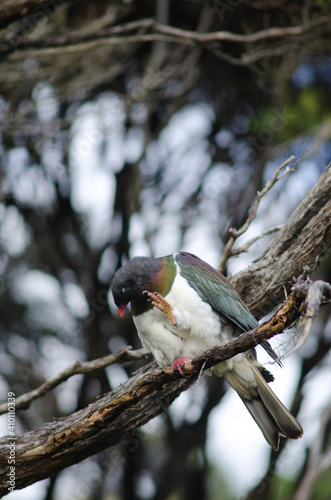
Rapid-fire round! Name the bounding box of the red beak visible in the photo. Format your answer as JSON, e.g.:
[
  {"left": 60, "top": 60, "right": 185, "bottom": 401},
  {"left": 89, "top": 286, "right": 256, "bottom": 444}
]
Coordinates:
[{"left": 118, "top": 304, "right": 125, "bottom": 318}]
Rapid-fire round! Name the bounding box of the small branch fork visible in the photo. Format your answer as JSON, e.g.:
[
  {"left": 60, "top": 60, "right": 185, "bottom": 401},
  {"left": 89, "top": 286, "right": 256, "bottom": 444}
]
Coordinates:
[{"left": 218, "top": 156, "right": 295, "bottom": 274}]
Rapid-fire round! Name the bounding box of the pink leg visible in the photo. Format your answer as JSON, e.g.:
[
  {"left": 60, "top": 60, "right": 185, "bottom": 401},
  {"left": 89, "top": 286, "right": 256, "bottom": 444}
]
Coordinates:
[{"left": 173, "top": 356, "right": 191, "bottom": 376}]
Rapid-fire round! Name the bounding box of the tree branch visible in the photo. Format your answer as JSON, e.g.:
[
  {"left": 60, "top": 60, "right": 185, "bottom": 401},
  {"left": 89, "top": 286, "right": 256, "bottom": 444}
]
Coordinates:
[
  {"left": 0, "top": 165, "right": 330, "bottom": 495},
  {"left": 218, "top": 156, "right": 295, "bottom": 273},
  {"left": 0, "top": 347, "right": 148, "bottom": 416},
  {"left": 229, "top": 225, "right": 283, "bottom": 257},
  {"left": 2, "top": 14, "right": 331, "bottom": 57},
  {"left": 0, "top": 280, "right": 323, "bottom": 495},
  {"left": 154, "top": 16, "right": 331, "bottom": 44},
  {"left": 231, "top": 164, "right": 331, "bottom": 318}
]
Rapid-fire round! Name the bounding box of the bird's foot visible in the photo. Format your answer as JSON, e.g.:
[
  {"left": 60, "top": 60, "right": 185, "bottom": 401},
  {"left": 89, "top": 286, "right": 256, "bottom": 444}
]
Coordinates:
[
  {"left": 145, "top": 291, "right": 177, "bottom": 327},
  {"left": 173, "top": 356, "right": 191, "bottom": 376}
]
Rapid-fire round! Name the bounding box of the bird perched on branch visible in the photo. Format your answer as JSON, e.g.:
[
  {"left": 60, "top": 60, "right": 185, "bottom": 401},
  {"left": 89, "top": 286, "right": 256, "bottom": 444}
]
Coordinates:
[{"left": 111, "top": 251, "right": 303, "bottom": 450}]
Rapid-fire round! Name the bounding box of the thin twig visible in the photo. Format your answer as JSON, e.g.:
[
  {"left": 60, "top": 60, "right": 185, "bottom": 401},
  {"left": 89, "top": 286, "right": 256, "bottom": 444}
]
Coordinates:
[
  {"left": 3, "top": 14, "right": 331, "bottom": 58},
  {"left": 218, "top": 156, "right": 295, "bottom": 273},
  {"left": 0, "top": 347, "right": 148, "bottom": 415},
  {"left": 155, "top": 15, "right": 331, "bottom": 44},
  {"left": 230, "top": 225, "right": 282, "bottom": 257},
  {"left": 285, "top": 280, "right": 331, "bottom": 357}
]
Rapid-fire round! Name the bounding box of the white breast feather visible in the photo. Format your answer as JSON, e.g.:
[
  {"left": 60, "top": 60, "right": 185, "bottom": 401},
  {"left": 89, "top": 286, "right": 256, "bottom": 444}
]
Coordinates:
[{"left": 133, "top": 269, "right": 222, "bottom": 366}]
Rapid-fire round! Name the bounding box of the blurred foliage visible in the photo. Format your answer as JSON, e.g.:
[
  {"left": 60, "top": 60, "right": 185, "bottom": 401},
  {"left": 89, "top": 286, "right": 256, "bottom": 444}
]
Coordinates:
[
  {"left": 283, "top": 87, "right": 331, "bottom": 140},
  {"left": 313, "top": 466, "right": 331, "bottom": 500}
]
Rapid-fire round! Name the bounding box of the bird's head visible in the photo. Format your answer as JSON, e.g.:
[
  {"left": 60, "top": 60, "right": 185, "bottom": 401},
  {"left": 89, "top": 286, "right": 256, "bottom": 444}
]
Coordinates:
[{"left": 111, "top": 256, "right": 161, "bottom": 317}]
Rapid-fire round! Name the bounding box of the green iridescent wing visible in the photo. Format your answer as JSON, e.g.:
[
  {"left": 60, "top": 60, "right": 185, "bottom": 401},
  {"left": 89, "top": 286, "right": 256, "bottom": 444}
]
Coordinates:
[
  {"left": 176, "top": 252, "right": 258, "bottom": 331},
  {"left": 176, "top": 252, "right": 280, "bottom": 364}
]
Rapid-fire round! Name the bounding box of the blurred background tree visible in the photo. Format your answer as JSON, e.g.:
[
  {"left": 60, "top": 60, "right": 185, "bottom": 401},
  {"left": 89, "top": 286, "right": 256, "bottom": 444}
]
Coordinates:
[{"left": 0, "top": 1, "right": 331, "bottom": 499}]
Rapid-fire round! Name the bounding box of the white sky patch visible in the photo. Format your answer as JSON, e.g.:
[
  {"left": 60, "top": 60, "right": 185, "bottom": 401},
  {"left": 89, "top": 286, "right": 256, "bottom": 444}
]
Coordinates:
[
  {"left": 182, "top": 218, "right": 221, "bottom": 267},
  {"left": 129, "top": 238, "right": 152, "bottom": 258},
  {"left": 136, "top": 471, "right": 156, "bottom": 499},
  {"left": 137, "top": 103, "right": 216, "bottom": 257},
  {"left": 71, "top": 165, "right": 115, "bottom": 248},
  {"left": 202, "top": 162, "right": 232, "bottom": 200},
  {"left": 129, "top": 213, "right": 146, "bottom": 245},
  {"left": 160, "top": 103, "right": 214, "bottom": 150},
  {"left": 39, "top": 336, "right": 84, "bottom": 413},
  {"left": 169, "top": 380, "right": 208, "bottom": 426},
  {"left": 96, "top": 92, "right": 126, "bottom": 172},
  {"left": 227, "top": 162, "right": 322, "bottom": 275},
  {"left": 273, "top": 353, "right": 331, "bottom": 481},
  {"left": 41, "top": 140, "right": 66, "bottom": 181},
  {"left": 0, "top": 205, "right": 32, "bottom": 256},
  {"left": 216, "top": 128, "right": 234, "bottom": 148},
  {"left": 207, "top": 356, "right": 303, "bottom": 495},
  {"left": 156, "top": 105, "right": 213, "bottom": 203},
  {"left": 32, "top": 82, "right": 59, "bottom": 122},
  {"left": 207, "top": 389, "right": 271, "bottom": 495},
  {"left": 2, "top": 147, "right": 29, "bottom": 190},
  {"left": 153, "top": 214, "right": 182, "bottom": 257},
  {"left": 3, "top": 160, "right": 56, "bottom": 211},
  {"left": 14, "top": 270, "right": 62, "bottom": 303},
  {"left": 125, "top": 126, "right": 145, "bottom": 163},
  {"left": 13, "top": 270, "right": 77, "bottom": 338},
  {"left": 69, "top": 94, "right": 127, "bottom": 248},
  {"left": 96, "top": 91, "right": 126, "bottom": 133},
  {"left": 63, "top": 282, "right": 89, "bottom": 319},
  {"left": 106, "top": 364, "right": 129, "bottom": 389},
  {"left": 142, "top": 140, "right": 161, "bottom": 177},
  {"left": 70, "top": 104, "right": 103, "bottom": 169},
  {"left": 129, "top": 213, "right": 152, "bottom": 257},
  {"left": 161, "top": 140, "right": 211, "bottom": 213},
  {"left": 297, "top": 352, "right": 331, "bottom": 438},
  {"left": 0, "top": 481, "right": 48, "bottom": 500}
]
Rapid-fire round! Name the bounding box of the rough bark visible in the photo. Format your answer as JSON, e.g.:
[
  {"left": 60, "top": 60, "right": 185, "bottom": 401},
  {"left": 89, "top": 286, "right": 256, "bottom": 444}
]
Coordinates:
[
  {"left": 231, "top": 164, "right": 331, "bottom": 318},
  {"left": 0, "top": 287, "right": 311, "bottom": 495},
  {"left": 0, "top": 166, "right": 330, "bottom": 495}
]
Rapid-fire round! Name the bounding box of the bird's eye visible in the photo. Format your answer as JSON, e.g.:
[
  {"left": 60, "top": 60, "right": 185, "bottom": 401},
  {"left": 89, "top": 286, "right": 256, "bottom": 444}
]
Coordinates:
[{"left": 121, "top": 287, "right": 126, "bottom": 294}]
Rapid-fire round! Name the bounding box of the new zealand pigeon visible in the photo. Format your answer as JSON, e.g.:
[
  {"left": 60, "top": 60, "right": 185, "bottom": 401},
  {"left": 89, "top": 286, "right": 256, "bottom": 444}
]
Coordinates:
[{"left": 111, "top": 251, "right": 303, "bottom": 450}]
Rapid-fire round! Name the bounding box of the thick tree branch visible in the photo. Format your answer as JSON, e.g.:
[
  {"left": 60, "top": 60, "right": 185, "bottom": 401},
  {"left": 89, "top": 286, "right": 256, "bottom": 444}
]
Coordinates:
[
  {"left": 0, "top": 278, "right": 330, "bottom": 495},
  {"left": 0, "top": 283, "right": 313, "bottom": 494},
  {"left": 0, "top": 166, "right": 330, "bottom": 495},
  {"left": 231, "top": 164, "right": 331, "bottom": 318}
]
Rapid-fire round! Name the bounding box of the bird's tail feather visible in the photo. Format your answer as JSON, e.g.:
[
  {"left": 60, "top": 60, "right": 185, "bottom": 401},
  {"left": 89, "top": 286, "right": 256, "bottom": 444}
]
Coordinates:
[{"left": 223, "top": 361, "right": 303, "bottom": 450}]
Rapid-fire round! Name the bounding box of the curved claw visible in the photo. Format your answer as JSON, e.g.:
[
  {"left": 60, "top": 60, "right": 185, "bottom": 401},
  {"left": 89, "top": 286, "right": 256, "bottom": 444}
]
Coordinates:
[{"left": 173, "top": 356, "right": 191, "bottom": 376}]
